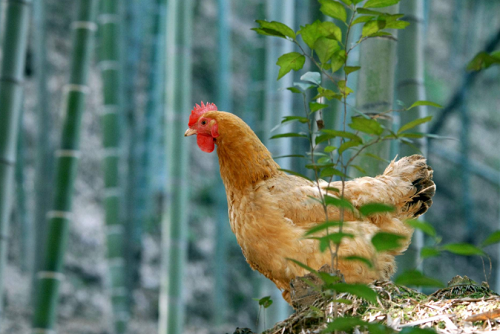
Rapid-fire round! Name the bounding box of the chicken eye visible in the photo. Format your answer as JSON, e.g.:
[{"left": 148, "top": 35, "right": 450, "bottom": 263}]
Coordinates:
[{"left": 201, "top": 120, "right": 207, "bottom": 125}]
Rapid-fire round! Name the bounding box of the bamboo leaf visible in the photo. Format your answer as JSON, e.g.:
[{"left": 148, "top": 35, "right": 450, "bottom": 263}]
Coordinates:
[
  {"left": 441, "top": 243, "right": 486, "bottom": 256},
  {"left": 273, "top": 154, "right": 305, "bottom": 159},
  {"left": 371, "top": 232, "right": 406, "bottom": 252},
  {"left": 364, "top": 0, "right": 400, "bottom": 8},
  {"left": 253, "top": 20, "right": 296, "bottom": 39},
  {"left": 481, "top": 230, "right": 500, "bottom": 247},
  {"left": 319, "top": 0, "right": 347, "bottom": 22},
  {"left": 270, "top": 132, "right": 308, "bottom": 139},
  {"left": 318, "top": 233, "right": 354, "bottom": 250},
  {"left": 301, "top": 71, "right": 322, "bottom": 85},
  {"left": 349, "top": 117, "right": 384, "bottom": 135},
  {"left": 394, "top": 270, "right": 444, "bottom": 288},
  {"left": 359, "top": 203, "right": 394, "bottom": 216},
  {"left": 281, "top": 116, "right": 309, "bottom": 124},
  {"left": 397, "top": 116, "right": 433, "bottom": 134},
  {"left": 345, "top": 66, "right": 361, "bottom": 75},
  {"left": 405, "top": 219, "right": 436, "bottom": 237},
  {"left": 408, "top": 100, "right": 443, "bottom": 110},
  {"left": 276, "top": 52, "right": 306, "bottom": 80}
]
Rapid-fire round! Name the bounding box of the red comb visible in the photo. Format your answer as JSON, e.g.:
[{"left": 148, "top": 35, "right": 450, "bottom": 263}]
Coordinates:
[{"left": 188, "top": 101, "right": 218, "bottom": 127}]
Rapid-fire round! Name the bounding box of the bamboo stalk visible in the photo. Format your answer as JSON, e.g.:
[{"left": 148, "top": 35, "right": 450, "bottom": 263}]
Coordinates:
[
  {"left": 0, "top": 0, "right": 31, "bottom": 322},
  {"left": 158, "top": 0, "right": 193, "bottom": 332},
  {"left": 395, "top": 0, "right": 427, "bottom": 273},
  {"left": 98, "top": 0, "right": 129, "bottom": 331},
  {"left": 31, "top": 0, "right": 97, "bottom": 331},
  {"left": 213, "top": 0, "right": 231, "bottom": 326},
  {"left": 32, "top": 0, "right": 54, "bottom": 290},
  {"left": 353, "top": 4, "right": 400, "bottom": 176}
]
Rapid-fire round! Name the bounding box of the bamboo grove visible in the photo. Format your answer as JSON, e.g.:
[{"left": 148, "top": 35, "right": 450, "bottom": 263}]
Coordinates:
[{"left": 0, "top": 0, "right": 500, "bottom": 333}]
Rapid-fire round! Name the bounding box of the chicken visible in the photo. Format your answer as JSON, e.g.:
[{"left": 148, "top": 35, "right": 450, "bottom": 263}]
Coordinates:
[{"left": 185, "top": 102, "right": 436, "bottom": 304}]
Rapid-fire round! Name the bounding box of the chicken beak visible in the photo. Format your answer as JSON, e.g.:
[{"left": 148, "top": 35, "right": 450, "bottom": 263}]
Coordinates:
[{"left": 184, "top": 128, "right": 197, "bottom": 137}]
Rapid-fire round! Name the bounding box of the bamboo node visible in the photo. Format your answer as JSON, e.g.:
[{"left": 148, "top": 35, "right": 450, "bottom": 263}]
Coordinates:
[
  {"left": 47, "top": 210, "right": 73, "bottom": 220},
  {"left": 71, "top": 21, "right": 98, "bottom": 32},
  {"left": 36, "top": 271, "right": 65, "bottom": 281},
  {"left": 55, "top": 149, "right": 81, "bottom": 158},
  {"left": 64, "top": 83, "right": 90, "bottom": 94}
]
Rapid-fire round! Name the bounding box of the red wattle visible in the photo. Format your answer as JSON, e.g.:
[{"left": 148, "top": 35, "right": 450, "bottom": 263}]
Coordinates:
[{"left": 197, "top": 134, "right": 215, "bottom": 153}]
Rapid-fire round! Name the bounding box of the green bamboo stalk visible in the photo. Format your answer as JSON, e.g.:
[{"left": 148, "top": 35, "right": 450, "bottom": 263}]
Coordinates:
[
  {"left": 98, "top": 0, "right": 129, "bottom": 332},
  {"left": 32, "top": 0, "right": 54, "bottom": 289},
  {"left": 158, "top": 0, "right": 193, "bottom": 332},
  {"left": 213, "top": 0, "right": 231, "bottom": 327},
  {"left": 31, "top": 0, "right": 97, "bottom": 331},
  {"left": 353, "top": 4, "right": 400, "bottom": 176},
  {"left": 395, "top": 0, "right": 427, "bottom": 273},
  {"left": 15, "top": 106, "right": 30, "bottom": 273},
  {"left": 0, "top": 0, "right": 31, "bottom": 322}
]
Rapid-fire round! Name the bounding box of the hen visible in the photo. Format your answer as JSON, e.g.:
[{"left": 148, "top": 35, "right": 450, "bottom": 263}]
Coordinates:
[{"left": 185, "top": 102, "right": 435, "bottom": 304}]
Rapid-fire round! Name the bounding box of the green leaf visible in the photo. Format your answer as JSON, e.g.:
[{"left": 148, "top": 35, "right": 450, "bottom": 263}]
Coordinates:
[
  {"left": 270, "top": 132, "right": 308, "bottom": 139},
  {"left": 315, "top": 87, "right": 342, "bottom": 101},
  {"left": 356, "top": 8, "right": 383, "bottom": 15},
  {"left": 318, "top": 233, "right": 355, "bottom": 250},
  {"left": 322, "top": 129, "right": 363, "bottom": 142},
  {"left": 297, "top": 21, "right": 322, "bottom": 49},
  {"left": 320, "top": 167, "right": 349, "bottom": 179},
  {"left": 364, "top": 152, "right": 390, "bottom": 163},
  {"left": 345, "top": 66, "right": 361, "bottom": 75},
  {"left": 405, "top": 219, "right": 436, "bottom": 237},
  {"left": 314, "top": 37, "right": 340, "bottom": 63},
  {"left": 253, "top": 20, "right": 296, "bottom": 39},
  {"left": 278, "top": 168, "right": 312, "bottom": 181},
  {"left": 317, "top": 271, "right": 343, "bottom": 284},
  {"left": 467, "top": 51, "right": 500, "bottom": 71},
  {"left": 362, "top": 19, "right": 386, "bottom": 37},
  {"left": 301, "top": 71, "right": 321, "bottom": 85},
  {"left": 350, "top": 164, "right": 367, "bottom": 175},
  {"left": 331, "top": 284, "right": 378, "bottom": 304},
  {"left": 324, "top": 146, "right": 337, "bottom": 153},
  {"left": 337, "top": 80, "right": 353, "bottom": 97},
  {"left": 253, "top": 295, "right": 273, "bottom": 308},
  {"left": 304, "top": 221, "right": 342, "bottom": 236},
  {"left": 322, "top": 317, "right": 369, "bottom": 333},
  {"left": 286, "top": 258, "right": 318, "bottom": 274},
  {"left": 339, "top": 0, "right": 352, "bottom": 5},
  {"left": 331, "top": 49, "right": 346, "bottom": 73},
  {"left": 481, "top": 230, "right": 500, "bottom": 247},
  {"left": 385, "top": 20, "right": 410, "bottom": 29},
  {"left": 318, "top": 21, "right": 343, "bottom": 42},
  {"left": 349, "top": 117, "right": 384, "bottom": 135},
  {"left": 276, "top": 52, "right": 306, "bottom": 80},
  {"left": 287, "top": 87, "right": 302, "bottom": 94},
  {"left": 273, "top": 154, "right": 304, "bottom": 159},
  {"left": 397, "top": 116, "right": 432, "bottom": 134},
  {"left": 364, "top": 0, "right": 400, "bottom": 8},
  {"left": 441, "top": 243, "right": 486, "bottom": 256},
  {"left": 342, "top": 256, "right": 373, "bottom": 268},
  {"left": 353, "top": 16, "right": 374, "bottom": 25},
  {"left": 324, "top": 196, "right": 354, "bottom": 210},
  {"left": 293, "top": 82, "right": 315, "bottom": 91},
  {"left": 319, "top": 0, "right": 347, "bottom": 22},
  {"left": 338, "top": 140, "right": 361, "bottom": 154},
  {"left": 311, "top": 102, "right": 329, "bottom": 114},
  {"left": 400, "top": 328, "right": 439, "bottom": 334},
  {"left": 359, "top": 203, "right": 394, "bottom": 217},
  {"left": 394, "top": 270, "right": 444, "bottom": 288},
  {"left": 371, "top": 232, "right": 406, "bottom": 252},
  {"left": 281, "top": 116, "right": 309, "bottom": 124},
  {"left": 408, "top": 100, "right": 443, "bottom": 110},
  {"left": 420, "top": 247, "right": 441, "bottom": 259}
]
